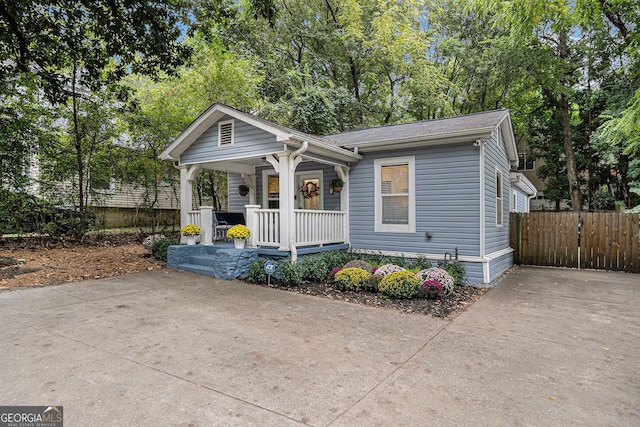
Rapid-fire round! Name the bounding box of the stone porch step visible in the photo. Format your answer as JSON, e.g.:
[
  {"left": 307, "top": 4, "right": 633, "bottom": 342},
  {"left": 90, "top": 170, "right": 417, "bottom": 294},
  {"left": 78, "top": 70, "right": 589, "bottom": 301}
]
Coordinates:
[{"left": 189, "top": 255, "right": 217, "bottom": 267}]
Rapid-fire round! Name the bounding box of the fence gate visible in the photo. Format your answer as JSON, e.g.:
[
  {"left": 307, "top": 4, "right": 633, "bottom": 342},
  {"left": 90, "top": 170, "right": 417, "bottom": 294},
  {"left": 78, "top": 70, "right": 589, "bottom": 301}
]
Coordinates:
[{"left": 510, "top": 212, "right": 640, "bottom": 273}]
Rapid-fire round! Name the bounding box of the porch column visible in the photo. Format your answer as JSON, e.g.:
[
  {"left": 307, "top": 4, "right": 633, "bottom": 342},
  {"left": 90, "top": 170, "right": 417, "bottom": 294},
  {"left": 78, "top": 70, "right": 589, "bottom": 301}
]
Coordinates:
[
  {"left": 199, "top": 206, "right": 213, "bottom": 245},
  {"left": 278, "top": 153, "right": 291, "bottom": 251},
  {"left": 245, "top": 204, "right": 260, "bottom": 248},
  {"left": 336, "top": 166, "right": 350, "bottom": 244},
  {"left": 179, "top": 167, "right": 192, "bottom": 229}
]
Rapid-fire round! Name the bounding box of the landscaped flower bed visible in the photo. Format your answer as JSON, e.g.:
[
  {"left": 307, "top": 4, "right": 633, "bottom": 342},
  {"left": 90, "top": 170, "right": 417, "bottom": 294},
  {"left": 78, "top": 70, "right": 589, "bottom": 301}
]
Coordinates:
[{"left": 246, "top": 251, "right": 487, "bottom": 319}]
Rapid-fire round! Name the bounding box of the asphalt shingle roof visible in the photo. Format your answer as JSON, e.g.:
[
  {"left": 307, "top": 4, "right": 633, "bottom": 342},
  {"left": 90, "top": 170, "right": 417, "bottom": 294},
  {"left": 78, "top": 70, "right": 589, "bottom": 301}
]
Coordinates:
[{"left": 325, "top": 109, "right": 510, "bottom": 147}]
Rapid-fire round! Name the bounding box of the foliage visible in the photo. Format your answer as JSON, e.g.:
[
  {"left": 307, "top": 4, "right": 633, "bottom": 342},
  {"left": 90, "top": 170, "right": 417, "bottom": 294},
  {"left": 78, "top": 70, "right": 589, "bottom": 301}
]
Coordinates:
[
  {"left": 299, "top": 256, "right": 329, "bottom": 283},
  {"left": 343, "top": 259, "right": 374, "bottom": 273},
  {"left": 334, "top": 268, "right": 371, "bottom": 292},
  {"left": 152, "top": 236, "right": 179, "bottom": 262},
  {"left": 378, "top": 271, "right": 421, "bottom": 299},
  {"left": 276, "top": 259, "right": 302, "bottom": 287},
  {"left": 416, "top": 268, "right": 454, "bottom": 296},
  {"left": 316, "top": 251, "right": 354, "bottom": 271},
  {"left": 363, "top": 274, "right": 381, "bottom": 293},
  {"left": 248, "top": 258, "right": 269, "bottom": 284},
  {"left": 181, "top": 224, "right": 201, "bottom": 236},
  {"left": 142, "top": 234, "right": 166, "bottom": 253},
  {"left": 227, "top": 224, "right": 251, "bottom": 239},
  {"left": 440, "top": 262, "right": 468, "bottom": 286},
  {"left": 373, "top": 264, "right": 406, "bottom": 277}
]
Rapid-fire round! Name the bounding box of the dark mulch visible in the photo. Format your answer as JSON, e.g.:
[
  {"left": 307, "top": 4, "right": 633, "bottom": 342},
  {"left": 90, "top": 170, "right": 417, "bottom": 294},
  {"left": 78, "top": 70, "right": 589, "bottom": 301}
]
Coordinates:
[{"left": 252, "top": 279, "right": 488, "bottom": 319}]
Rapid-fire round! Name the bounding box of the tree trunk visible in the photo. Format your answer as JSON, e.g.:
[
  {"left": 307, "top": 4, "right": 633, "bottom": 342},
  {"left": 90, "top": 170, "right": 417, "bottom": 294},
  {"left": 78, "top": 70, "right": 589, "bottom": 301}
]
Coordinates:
[{"left": 559, "top": 94, "right": 582, "bottom": 211}]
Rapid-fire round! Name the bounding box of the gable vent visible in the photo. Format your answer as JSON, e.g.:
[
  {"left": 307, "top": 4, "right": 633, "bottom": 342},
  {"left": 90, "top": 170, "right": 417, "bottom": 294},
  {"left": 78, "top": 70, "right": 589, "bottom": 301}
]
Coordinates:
[{"left": 218, "top": 120, "right": 234, "bottom": 147}]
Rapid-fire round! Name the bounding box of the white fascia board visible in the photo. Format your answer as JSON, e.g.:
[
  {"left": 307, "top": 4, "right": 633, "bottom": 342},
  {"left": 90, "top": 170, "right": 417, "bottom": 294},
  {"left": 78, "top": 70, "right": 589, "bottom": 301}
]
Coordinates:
[
  {"left": 496, "top": 113, "right": 518, "bottom": 167},
  {"left": 351, "top": 127, "right": 495, "bottom": 153},
  {"left": 159, "top": 103, "right": 292, "bottom": 161},
  {"left": 182, "top": 160, "right": 256, "bottom": 175}
]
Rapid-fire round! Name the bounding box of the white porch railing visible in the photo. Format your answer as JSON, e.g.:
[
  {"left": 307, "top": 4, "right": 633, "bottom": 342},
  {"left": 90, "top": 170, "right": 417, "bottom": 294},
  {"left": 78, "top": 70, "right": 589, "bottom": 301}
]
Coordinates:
[
  {"left": 187, "top": 210, "right": 201, "bottom": 229},
  {"left": 186, "top": 207, "right": 213, "bottom": 245},
  {"left": 294, "top": 209, "right": 347, "bottom": 246},
  {"left": 253, "top": 209, "right": 281, "bottom": 246}
]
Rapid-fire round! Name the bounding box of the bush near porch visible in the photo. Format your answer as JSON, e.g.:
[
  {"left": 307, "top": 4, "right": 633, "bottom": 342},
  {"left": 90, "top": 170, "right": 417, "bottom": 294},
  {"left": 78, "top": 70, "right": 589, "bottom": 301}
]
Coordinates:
[{"left": 247, "top": 251, "right": 467, "bottom": 301}]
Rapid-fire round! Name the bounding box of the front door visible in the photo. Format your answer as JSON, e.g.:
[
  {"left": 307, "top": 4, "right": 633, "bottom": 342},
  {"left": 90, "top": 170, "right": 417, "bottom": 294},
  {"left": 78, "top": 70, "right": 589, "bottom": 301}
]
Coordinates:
[
  {"left": 261, "top": 170, "right": 323, "bottom": 210},
  {"left": 296, "top": 171, "right": 323, "bottom": 210}
]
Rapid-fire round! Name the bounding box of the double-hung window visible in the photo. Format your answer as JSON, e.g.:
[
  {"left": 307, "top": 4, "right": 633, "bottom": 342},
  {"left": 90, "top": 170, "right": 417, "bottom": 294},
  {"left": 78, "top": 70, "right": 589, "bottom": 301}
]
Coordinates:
[{"left": 374, "top": 157, "right": 415, "bottom": 233}]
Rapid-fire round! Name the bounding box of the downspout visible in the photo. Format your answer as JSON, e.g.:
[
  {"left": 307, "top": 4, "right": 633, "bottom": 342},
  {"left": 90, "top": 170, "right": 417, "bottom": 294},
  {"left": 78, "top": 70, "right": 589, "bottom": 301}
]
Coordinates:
[
  {"left": 289, "top": 141, "right": 308, "bottom": 260},
  {"left": 476, "top": 138, "right": 489, "bottom": 283}
]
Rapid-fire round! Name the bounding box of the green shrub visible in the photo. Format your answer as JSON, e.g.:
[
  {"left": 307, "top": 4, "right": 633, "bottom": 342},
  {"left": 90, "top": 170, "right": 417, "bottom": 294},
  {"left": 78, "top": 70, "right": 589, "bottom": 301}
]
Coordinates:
[
  {"left": 334, "top": 267, "right": 371, "bottom": 291},
  {"left": 248, "top": 258, "right": 269, "bottom": 284},
  {"left": 343, "top": 259, "right": 374, "bottom": 273},
  {"left": 318, "top": 250, "right": 354, "bottom": 271},
  {"left": 363, "top": 274, "right": 381, "bottom": 292},
  {"left": 152, "top": 236, "right": 179, "bottom": 262},
  {"left": 441, "top": 261, "right": 467, "bottom": 286},
  {"left": 378, "top": 271, "right": 421, "bottom": 299},
  {"left": 277, "top": 259, "right": 302, "bottom": 287},
  {"left": 299, "top": 256, "right": 329, "bottom": 283}
]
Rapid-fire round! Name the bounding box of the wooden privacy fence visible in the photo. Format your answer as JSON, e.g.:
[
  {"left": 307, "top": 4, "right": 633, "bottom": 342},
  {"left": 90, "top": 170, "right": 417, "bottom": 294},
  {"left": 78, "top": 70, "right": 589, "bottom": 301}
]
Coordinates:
[{"left": 510, "top": 212, "right": 640, "bottom": 273}]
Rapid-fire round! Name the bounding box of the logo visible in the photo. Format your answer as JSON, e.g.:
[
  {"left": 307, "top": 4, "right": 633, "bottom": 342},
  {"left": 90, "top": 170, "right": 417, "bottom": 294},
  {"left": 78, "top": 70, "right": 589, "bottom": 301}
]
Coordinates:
[{"left": 0, "top": 406, "right": 63, "bottom": 427}]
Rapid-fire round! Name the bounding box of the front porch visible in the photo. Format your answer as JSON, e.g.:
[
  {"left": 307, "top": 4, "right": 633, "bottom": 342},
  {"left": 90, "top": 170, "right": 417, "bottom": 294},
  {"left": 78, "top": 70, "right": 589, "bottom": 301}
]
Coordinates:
[{"left": 159, "top": 104, "right": 362, "bottom": 258}]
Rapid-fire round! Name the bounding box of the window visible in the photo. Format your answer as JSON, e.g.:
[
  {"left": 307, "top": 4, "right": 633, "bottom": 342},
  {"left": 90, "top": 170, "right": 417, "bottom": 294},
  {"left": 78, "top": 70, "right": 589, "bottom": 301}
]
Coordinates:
[
  {"left": 90, "top": 175, "right": 115, "bottom": 194},
  {"left": 374, "top": 157, "right": 415, "bottom": 233},
  {"left": 517, "top": 154, "right": 535, "bottom": 170},
  {"left": 266, "top": 175, "right": 279, "bottom": 209},
  {"left": 496, "top": 168, "right": 503, "bottom": 226},
  {"left": 218, "top": 120, "right": 234, "bottom": 147}
]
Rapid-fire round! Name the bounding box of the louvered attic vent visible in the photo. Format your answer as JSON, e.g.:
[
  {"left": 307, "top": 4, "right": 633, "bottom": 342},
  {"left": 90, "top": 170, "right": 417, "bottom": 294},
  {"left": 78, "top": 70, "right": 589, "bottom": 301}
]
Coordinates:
[{"left": 218, "top": 120, "right": 234, "bottom": 146}]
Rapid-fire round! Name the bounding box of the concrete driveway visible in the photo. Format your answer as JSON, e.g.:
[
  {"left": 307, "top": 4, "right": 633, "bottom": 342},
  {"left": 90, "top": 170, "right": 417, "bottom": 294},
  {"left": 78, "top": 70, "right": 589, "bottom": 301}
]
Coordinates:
[{"left": 1, "top": 267, "right": 638, "bottom": 426}]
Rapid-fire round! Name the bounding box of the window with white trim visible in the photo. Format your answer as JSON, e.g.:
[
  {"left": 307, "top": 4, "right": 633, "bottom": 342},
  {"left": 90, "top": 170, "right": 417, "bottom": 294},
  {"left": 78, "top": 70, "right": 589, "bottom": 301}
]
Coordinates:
[
  {"left": 374, "top": 157, "right": 415, "bottom": 233},
  {"left": 218, "top": 120, "right": 234, "bottom": 147},
  {"left": 517, "top": 153, "right": 535, "bottom": 170},
  {"left": 496, "top": 168, "right": 503, "bottom": 226}
]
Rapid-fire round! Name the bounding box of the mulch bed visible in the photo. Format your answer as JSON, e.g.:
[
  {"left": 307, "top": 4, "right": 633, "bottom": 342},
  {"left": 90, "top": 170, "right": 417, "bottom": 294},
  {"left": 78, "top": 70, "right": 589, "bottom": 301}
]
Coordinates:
[{"left": 252, "top": 279, "right": 488, "bottom": 319}]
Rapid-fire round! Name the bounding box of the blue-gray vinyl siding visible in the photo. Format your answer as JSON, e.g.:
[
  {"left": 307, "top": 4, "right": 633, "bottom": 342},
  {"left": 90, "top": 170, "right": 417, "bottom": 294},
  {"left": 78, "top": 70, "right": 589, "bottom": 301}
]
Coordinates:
[
  {"left": 349, "top": 144, "right": 481, "bottom": 258},
  {"left": 228, "top": 173, "right": 247, "bottom": 212},
  {"left": 483, "top": 128, "right": 511, "bottom": 255},
  {"left": 512, "top": 188, "right": 529, "bottom": 213},
  {"left": 180, "top": 115, "right": 281, "bottom": 164},
  {"left": 489, "top": 251, "right": 513, "bottom": 282},
  {"left": 227, "top": 161, "right": 342, "bottom": 212}
]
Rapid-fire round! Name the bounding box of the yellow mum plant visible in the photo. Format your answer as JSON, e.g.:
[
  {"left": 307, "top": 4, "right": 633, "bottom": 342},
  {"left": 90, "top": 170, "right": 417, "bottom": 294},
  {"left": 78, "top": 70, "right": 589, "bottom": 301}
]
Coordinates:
[
  {"left": 227, "top": 224, "right": 251, "bottom": 239},
  {"left": 181, "top": 224, "right": 201, "bottom": 236}
]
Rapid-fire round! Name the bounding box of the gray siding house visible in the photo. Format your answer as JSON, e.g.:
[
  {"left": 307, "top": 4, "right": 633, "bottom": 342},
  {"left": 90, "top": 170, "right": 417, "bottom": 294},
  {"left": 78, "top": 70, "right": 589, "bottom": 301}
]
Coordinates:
[{"left": 160, "top": 103, "right": 534, "bottom": 285}]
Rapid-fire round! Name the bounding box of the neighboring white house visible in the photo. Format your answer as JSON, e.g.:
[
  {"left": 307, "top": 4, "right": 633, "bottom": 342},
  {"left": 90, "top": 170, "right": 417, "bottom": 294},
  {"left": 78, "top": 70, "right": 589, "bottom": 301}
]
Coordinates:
[{"left": 160, "top": 103, "right": 535, "bottom": 285}]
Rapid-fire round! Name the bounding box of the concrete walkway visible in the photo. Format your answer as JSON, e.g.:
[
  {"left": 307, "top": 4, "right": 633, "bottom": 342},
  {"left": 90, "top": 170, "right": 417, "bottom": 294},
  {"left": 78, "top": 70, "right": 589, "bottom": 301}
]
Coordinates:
[{"left": 0, "top": 267, "right": 638, "bottom": 426}]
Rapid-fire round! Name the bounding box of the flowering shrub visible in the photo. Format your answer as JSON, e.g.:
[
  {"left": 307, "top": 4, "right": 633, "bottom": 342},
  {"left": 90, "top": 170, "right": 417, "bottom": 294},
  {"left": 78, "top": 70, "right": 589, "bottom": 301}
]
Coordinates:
[
  {"left": 181, "top": 224, "right": 201, "bottom": 236},
  {"left": 421, "top": 280, "right": 444, "bottom": 299},
  {"left": 343, "top": 259, "right": 374, "bottom": 273},
  {"left": 227, "top": 224, "right": 250, "bottom": 239},
  {"left": 143, "top": 234, "right": 165, "bottom": 253},
  {"left": 378, "top": 271, "right": 421, "bottom": 299},
  {"left": 416, "top": 268, "right": 454, "bottom": 296},
  {"left": 373, "top": 264, "right": 405, "bottom": 277},
  {"left": 334, "top": 267, "right": 371, "bottom": 291}
]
